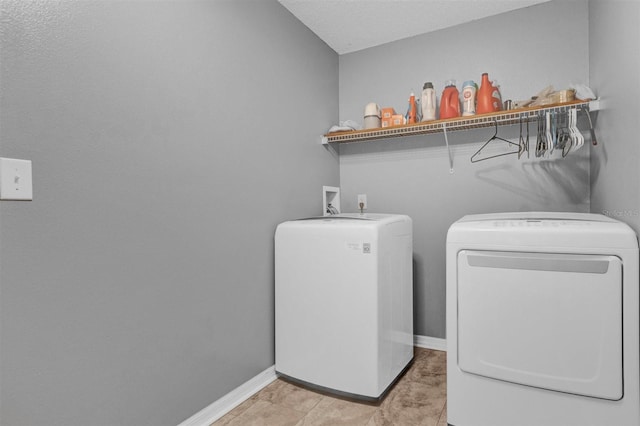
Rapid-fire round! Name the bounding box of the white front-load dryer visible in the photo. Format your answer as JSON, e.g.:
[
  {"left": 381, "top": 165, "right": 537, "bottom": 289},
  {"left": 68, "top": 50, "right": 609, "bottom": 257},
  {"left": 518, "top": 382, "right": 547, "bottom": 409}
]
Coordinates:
[{"left": 446, "top": 212, "right": 639, "bottom": 426}]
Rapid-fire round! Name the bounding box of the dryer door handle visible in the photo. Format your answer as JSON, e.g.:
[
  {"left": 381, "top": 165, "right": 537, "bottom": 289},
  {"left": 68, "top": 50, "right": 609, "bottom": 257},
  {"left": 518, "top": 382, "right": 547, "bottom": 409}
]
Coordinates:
[{"left": 466, "top": 251, "right": 612, "bottom": 274}]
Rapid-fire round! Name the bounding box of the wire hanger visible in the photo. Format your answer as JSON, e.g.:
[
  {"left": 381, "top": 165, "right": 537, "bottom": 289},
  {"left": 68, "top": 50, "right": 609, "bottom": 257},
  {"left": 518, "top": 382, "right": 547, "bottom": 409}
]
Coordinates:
[
  {"left": 471, "top": 119, "right": 522, "bottom": 163},
  {"left": 518, "top": 115, "right": 529, "bottom": 160},
  {"left": 535, "top": 111, "right": 544, "bottom": 157}
]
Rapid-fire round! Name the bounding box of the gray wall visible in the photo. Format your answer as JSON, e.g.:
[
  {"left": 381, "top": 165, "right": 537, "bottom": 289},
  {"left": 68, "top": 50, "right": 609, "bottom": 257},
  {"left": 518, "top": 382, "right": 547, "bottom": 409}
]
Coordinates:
[
  {"left": 589, "top": 0, "right": 640, "bottom": 234},
  {"left": 0, "top": 1, "right": 338, "bottom": 425},
  {"left": 338, "top": 0, "right": 591, "bottom": 339}
]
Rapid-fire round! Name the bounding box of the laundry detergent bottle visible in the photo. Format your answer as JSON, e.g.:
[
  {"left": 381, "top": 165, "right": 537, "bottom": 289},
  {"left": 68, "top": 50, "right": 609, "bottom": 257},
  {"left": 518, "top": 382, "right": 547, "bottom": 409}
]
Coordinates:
[
  {"left": 439, "top": 80, "right": 460, "bottom": 120},
  {"left": 421, "top": 82, "right": 436, "bottom": 121},
  {"left": 477, "top": 73, "right": 502, "bottom": 114},
  {"left": 461, "top": 80, "right": 477, "bottom": 116}
]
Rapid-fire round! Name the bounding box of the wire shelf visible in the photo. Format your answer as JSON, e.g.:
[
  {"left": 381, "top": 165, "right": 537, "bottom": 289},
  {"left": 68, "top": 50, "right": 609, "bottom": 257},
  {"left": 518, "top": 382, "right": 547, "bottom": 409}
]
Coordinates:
[{"left": 322, "top": 100, "right": 598, "bottom": 145}]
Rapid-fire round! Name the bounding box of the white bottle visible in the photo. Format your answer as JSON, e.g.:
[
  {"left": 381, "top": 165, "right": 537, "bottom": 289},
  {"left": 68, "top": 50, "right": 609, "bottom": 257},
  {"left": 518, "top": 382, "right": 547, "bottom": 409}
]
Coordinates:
[
  {"left": 462, "top": 80, "right": 477, "bottom": 116},
  {"left": 421, "top": 82, "right": 436, "bottom": 121}
]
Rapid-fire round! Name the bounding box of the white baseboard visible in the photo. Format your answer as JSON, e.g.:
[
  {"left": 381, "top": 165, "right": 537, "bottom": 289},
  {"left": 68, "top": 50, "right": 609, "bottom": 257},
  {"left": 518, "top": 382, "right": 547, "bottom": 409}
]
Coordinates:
[
  {"left": 414, "top": 334, "right": 447, "bottom": 352},
  {"left": 178, "top": 365, "right": 277, "bottom": 426},
  {"left": 179, "top": 335, "right": 445, "bottom": 426}
]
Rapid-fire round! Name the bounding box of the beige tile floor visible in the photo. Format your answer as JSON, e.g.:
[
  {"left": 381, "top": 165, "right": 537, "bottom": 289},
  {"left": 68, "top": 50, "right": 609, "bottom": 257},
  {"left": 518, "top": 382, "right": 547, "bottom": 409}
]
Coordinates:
[{"left": 212, "top": 347, "right": 447, "bottom": 426}]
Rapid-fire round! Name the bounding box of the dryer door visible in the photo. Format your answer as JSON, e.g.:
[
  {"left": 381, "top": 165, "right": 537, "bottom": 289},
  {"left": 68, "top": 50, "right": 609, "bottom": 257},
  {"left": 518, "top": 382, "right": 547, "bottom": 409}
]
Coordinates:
[{"left": 457, "top": 250, "right": 622, "bottom": 400}]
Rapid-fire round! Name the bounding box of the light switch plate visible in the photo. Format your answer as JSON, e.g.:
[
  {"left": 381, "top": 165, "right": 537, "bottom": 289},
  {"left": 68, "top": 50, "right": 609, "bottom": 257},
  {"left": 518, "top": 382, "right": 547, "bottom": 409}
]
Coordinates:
[{"left": 0, "top": 158, "right": 33, "bottom": 200}]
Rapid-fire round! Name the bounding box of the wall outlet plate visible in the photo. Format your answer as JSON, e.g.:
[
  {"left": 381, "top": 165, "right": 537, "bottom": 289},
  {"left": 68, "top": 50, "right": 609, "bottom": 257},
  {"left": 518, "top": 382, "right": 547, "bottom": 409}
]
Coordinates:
[
  {"left": 0, "top": 158, "right": 33, "bottom": 200},
  {"left": 357, "top": 194, "right": 367, "bottom": 210}
]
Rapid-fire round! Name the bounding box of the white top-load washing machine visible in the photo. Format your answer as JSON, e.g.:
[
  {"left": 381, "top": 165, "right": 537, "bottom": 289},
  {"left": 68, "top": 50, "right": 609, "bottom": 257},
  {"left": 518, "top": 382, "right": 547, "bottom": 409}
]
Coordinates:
[
  {"left": 446, "top": 212, "right": 639, "bottom": 426},
  {"left": 275, "top": 213, "right": 413, "bottom": 400}
]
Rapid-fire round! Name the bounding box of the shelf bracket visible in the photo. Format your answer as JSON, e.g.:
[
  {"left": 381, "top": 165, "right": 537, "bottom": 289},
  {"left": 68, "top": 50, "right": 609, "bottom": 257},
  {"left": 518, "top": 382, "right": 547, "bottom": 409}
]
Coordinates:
[
  {"left": 322, "top": 136, "right": 339, "bottom": 157},
  {"left": 443, "top": 122, "right": 454, "bottom": 174}
]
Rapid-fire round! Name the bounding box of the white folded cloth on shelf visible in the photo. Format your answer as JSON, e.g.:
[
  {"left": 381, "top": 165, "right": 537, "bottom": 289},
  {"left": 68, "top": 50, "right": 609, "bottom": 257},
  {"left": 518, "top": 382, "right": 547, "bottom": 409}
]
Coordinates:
[
  {"left": 571, "top": 83, "right": 596, "bottom": 100},
  {"left": 327, "top": 120, "right": 361, "bottom": 133}
]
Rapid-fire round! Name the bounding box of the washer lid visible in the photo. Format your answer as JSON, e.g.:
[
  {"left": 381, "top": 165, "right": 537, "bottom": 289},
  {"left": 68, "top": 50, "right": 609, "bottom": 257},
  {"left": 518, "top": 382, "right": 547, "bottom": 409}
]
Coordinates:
[
  {"left": 447, "top": 212, "right": 638, "bottom": 250},
  {"left": 294, "top": 213, "right": 410, "bottom": 223},
  {"left": 277, "top": 213, "right": 412, "bottom": 230}
]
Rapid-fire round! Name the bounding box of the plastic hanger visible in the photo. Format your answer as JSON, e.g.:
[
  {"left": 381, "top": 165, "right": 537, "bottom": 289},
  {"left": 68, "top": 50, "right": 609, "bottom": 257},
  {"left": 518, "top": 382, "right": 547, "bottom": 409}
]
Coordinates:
[
  {"left": 557, "top": 110, "right": 572, "bottom": 158},
  {"left": 471, "top": 120, "right": 522, "bottom": 163},
  {"left": 518, "top": 116, "right": 530, "bottom": 160},
  {"left": 572, "top": 108, "right": 584, "bottom": 149},
  {"left": 546, "top": 112, "right": 554, "bottom": 155}
]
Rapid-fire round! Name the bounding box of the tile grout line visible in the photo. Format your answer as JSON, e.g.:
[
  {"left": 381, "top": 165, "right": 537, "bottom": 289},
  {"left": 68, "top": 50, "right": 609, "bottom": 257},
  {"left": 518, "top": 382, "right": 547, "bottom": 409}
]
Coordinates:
[{"left": 435, "top": 399, "right": 447, "bottom": 426}]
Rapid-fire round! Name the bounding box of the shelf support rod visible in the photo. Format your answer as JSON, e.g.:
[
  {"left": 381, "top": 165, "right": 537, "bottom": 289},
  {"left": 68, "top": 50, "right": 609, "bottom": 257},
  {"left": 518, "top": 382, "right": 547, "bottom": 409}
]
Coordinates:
[
  {"left": 583, "top": 106, "right": 598, "bottom": 146},
  {"left": 443, "top": 122, "right": 454, "bottom": 174}
]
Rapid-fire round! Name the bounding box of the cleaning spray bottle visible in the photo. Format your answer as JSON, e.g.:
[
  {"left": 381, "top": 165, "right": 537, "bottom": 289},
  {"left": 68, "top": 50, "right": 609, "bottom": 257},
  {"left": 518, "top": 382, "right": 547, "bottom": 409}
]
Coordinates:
[{"left": 405, "top": 92, "right": 417, "bottom": 124}]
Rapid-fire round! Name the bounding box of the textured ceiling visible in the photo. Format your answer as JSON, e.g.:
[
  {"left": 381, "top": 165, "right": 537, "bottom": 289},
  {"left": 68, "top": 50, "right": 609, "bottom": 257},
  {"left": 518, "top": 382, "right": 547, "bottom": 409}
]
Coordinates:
[{"left": 278, "top": 0, "right": 549, "bottom": 54}]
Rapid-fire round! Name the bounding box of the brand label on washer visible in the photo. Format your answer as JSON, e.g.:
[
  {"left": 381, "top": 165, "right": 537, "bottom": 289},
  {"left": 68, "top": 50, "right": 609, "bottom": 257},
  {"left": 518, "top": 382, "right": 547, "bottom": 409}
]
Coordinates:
[
  {"left": 346, "top": 242, "right": 362, "bottom": 251},
  {"left": 346, "top": 242, "right": 371, "bottom": 253}
]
